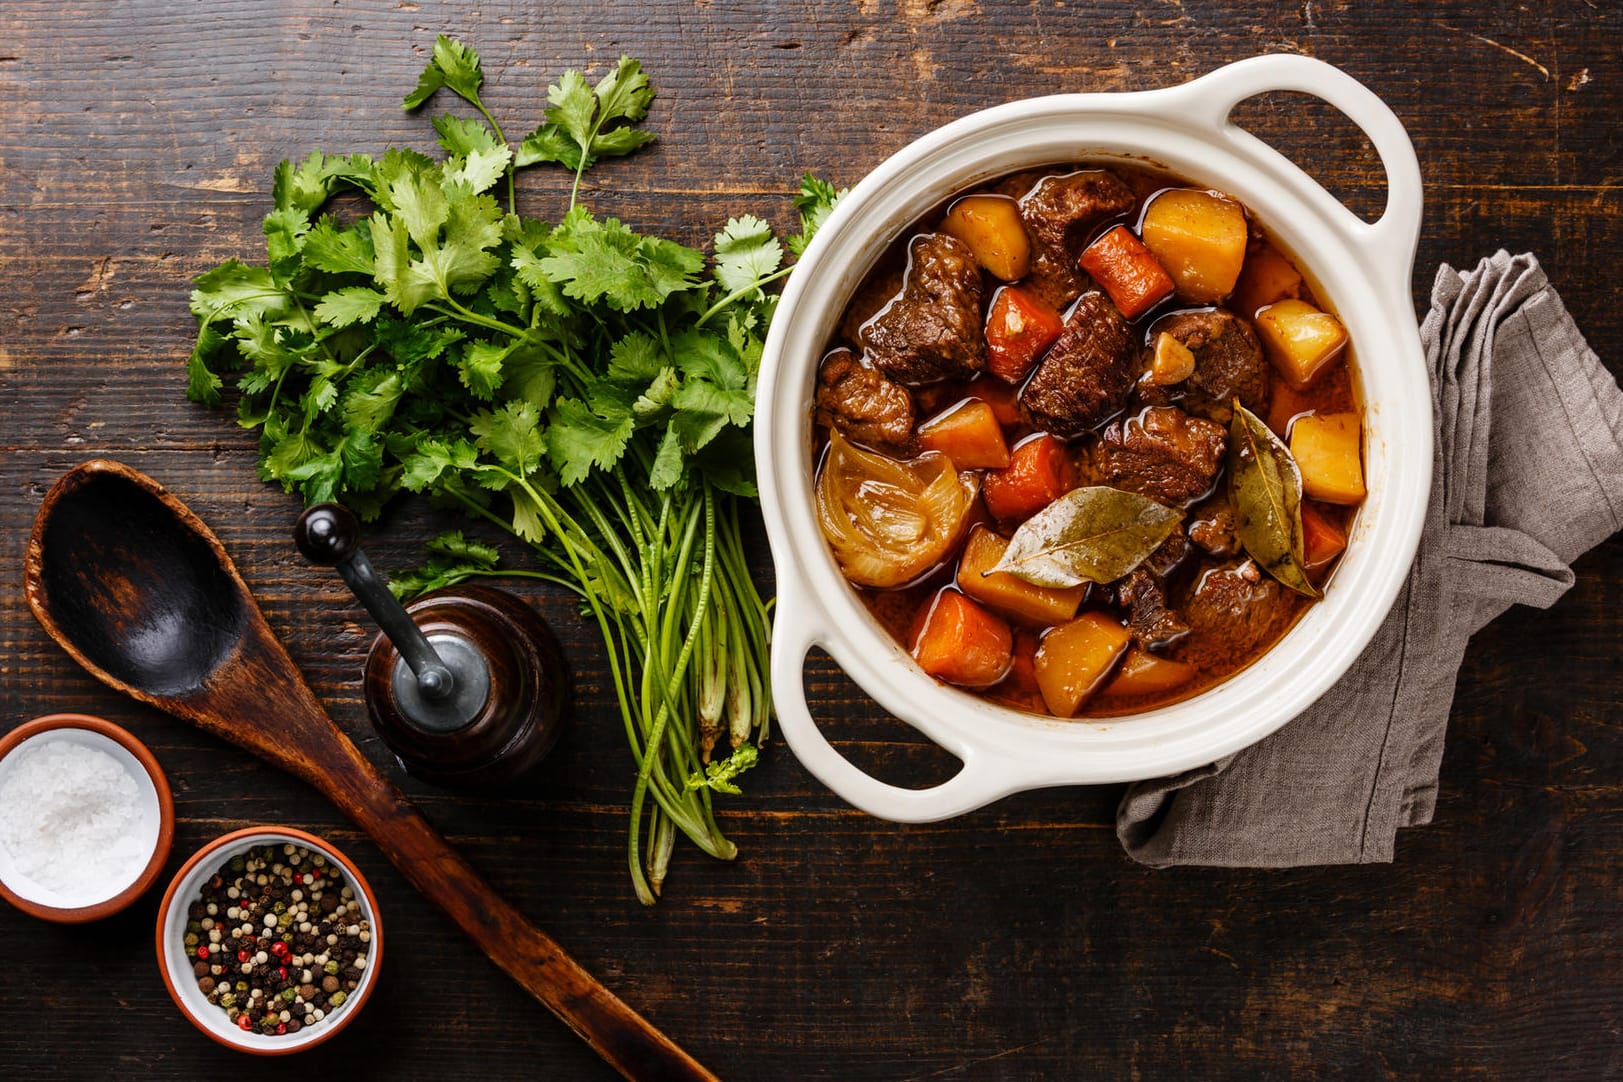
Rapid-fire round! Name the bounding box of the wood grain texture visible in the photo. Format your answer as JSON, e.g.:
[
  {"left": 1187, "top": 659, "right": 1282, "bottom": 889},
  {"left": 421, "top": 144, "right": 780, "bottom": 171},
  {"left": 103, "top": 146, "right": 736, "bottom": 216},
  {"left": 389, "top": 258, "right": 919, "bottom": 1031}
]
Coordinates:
[{"left": 0, "top": 1, "right": 1618, "bottom": 1079}]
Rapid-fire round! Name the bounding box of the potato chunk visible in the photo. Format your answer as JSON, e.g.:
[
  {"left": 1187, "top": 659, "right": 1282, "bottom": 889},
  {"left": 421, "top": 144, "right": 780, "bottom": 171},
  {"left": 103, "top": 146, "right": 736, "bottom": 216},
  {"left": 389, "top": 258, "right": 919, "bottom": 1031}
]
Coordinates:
[
  {"left": 940, "top": 194, "right": 1031, "bottom": 281},
  {"left": 1033, "top": 612, "right": 1132, "bottom": 716},
  {"left": 1139, "top": 188, "right": 1248, "bottom": 303},
  {"left": 1255, "top": 299, "right": 1348, "bottom": 389},
  {"left": 1100, "top": 647, "right": 1196, "bottom": 699},
  {"left": 1231, "top": 241, "right": 1304, "bottom": 317},
  {"left": 1290, "top": 412, "right": 1365, "bottom": 505},
  {"left": 956, "top": 525, "right": 1087, "bottom": 626}
]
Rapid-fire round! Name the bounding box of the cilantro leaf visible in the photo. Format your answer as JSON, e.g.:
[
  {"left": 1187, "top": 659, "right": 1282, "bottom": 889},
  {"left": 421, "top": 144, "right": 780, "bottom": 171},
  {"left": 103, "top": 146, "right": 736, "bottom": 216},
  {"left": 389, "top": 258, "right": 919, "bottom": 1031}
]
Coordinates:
[
  {"left": 185, "top": 322, "right": 230, "bottom": 405},
  {"left": 711, "top": 215, "right": 783, "bottom": 300},
  {"left": 341, "top": 370, "right": 404, "bottom": 431},
  {"left": 458, "top": 340, "right": 508, "bottom": 399},
  {"left": 607, "top": 331, "right": 664, "bottom": 384},
  {"left": 548, "top": 396, "right": 634, "bottom": 484},
  {"left": 515, "top": 56, "right": 656, "bottom": 174},
  {"left": 314, "top": 286, "right": 386, "bottom": 328},
  {"left": 445, "top": 144, "right": 513, "bottom": 195},
  {"left": 263, "top": 207, "right": 312, "bottom": 282},
  {"left": 788, "top": 173, "right": 846, "bottom": 256},
  {"left": 539, "top": 209, "right": 703, "bottom": 311},
  {"left": 272, "top": 151, "right": 372, "bottom": 214},
  {"left": 404, "top": 35, "right": 486, "bottom": 110},
  {"left": 470, "top": 400, "right": 545, "bottom": 477},
  {"left": 433, "top": 113, "right": 501, "bottom": 157},
  {"left": 507, "top": 483, "right": 549, "bottom": 544},
  {"left": 402, "top": 436, "right": 481, "bottom": 491},
  {"left": 648, "top": 425, "right": 685, "bottom": 490},
  {"left": 190, "top": 260, "right": 285, "bottom": 324},
  {"left": 303, "top": 216, "right": 377, "bottom": 275},
  {"left": 684, "top": 744, "right": 759, "bottom": 795},
  {"left": 514, "top": 124, "right": 580, "bottom": 170},
  {"left": 389, "top": 530, "right": 504, "bottom": 599}
]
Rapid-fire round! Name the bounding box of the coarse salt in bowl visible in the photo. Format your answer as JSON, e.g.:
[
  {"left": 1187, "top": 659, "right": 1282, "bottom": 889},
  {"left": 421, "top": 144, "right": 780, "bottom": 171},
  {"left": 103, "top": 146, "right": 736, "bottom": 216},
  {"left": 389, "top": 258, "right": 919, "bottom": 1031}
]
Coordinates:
[
  {"left": 0, "top": 713, "right": 174, "bottom": 922},
  {"left": 156, "top": 826, "right": 384, "bottom": 1055}
]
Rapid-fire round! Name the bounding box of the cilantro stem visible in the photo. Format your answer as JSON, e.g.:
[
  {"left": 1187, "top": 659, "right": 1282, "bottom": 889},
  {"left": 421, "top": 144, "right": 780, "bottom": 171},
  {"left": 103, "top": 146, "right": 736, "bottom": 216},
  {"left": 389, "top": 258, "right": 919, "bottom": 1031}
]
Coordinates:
[
  {"left": 469, "top": 100, "right": 518, "bottom": 216},
  {"left": 695, "top": 264, "right": 795, "bottom": 328},
  {"left": 425, "top": 299, "right": 528, "bottom": 340}
]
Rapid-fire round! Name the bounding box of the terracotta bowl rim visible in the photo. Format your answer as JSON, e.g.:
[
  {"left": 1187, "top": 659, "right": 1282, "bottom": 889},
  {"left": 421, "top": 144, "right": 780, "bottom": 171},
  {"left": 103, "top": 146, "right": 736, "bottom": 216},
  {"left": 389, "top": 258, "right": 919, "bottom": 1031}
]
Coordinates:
[
  {"left": 155, "top": 825, "right": 384, "bottom": 1056},
  {"left": 0, "top": 712, "right": 175, "bottom": 923}
]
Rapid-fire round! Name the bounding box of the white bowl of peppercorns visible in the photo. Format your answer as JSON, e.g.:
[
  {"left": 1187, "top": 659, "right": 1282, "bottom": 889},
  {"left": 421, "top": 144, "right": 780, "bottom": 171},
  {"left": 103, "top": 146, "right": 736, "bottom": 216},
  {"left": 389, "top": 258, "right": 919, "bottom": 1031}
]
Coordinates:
[{"left": 155, "top": 826, "right": 383, "bottom": 1054}]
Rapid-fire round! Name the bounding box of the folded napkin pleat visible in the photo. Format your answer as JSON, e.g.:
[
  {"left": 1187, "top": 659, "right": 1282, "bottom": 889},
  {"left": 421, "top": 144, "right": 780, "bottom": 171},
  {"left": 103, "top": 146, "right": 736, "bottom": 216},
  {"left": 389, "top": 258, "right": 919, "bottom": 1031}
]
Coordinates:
[{"left": 1116, "top": 251, "right": 1623, "bottom": 868}]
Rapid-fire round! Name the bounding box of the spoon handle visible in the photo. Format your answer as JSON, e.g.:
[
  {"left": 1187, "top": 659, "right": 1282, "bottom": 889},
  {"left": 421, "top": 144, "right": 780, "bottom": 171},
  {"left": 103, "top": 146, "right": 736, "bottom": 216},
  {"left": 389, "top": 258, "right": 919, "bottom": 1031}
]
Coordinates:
[{"left": 323, "top": 745, "right": 717, "bottom": 1081}]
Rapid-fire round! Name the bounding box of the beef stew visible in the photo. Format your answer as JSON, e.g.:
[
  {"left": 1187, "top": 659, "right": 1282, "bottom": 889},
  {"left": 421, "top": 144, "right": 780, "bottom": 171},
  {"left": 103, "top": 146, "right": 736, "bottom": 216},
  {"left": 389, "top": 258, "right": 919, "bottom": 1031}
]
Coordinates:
[{"left": 812, "top": 162, "right": 1364, "bottom": 719}]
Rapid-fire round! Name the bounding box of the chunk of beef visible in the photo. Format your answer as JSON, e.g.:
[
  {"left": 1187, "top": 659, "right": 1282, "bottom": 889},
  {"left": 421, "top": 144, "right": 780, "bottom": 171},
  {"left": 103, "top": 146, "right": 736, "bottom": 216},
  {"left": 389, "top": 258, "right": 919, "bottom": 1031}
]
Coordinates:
[
  {"left": 1018, "top": 292, "right": 1136, "bottom": 437},
  {"left": 1116, "top": 567, "right": 1189, "bottom": 649},
  {"left": 855, "top": 233, "right": 985, "bottom": 385},
  {"left": 1187, "top": 496, "right": 1241, "bottom": 558},
  {"left": 1140, "top": 308, "right": 1270, "bottom": 423},
  {"left": 1012, "top": 170, "right": 1137, "bottom": 310},
  {"left": 1145, "top": 528, "right": 1192, "bottom": 578},
  {"left": 1177, "top": 560, "right": 1300, "bottom": 672},
  {"left": 814, "top": 348, "right": 916, "bottom": 454},
  {"left": 1094, "top": 405, "right": 1227, "bottom": 506}
]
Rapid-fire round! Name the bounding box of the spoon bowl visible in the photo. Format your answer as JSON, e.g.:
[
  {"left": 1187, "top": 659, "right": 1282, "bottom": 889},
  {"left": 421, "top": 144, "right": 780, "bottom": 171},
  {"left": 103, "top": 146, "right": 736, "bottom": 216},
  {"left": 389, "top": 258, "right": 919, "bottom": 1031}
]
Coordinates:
[{"left": 32, "top": 467, "right": 246, "bottom": 697}]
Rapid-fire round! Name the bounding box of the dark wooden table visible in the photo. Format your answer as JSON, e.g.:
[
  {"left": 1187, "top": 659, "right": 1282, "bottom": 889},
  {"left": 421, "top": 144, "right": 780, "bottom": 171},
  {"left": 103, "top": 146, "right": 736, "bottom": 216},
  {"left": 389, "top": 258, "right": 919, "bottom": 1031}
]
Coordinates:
[{"left": 2, "top": 2, "right": 1618, "bottom": 1078}]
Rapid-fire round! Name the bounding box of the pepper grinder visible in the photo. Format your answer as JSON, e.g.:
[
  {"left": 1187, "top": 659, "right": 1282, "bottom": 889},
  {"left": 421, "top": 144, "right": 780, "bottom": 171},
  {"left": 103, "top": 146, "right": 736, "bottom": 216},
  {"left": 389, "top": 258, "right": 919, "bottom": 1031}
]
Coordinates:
[{"left": 294, "top": 503, "right": 569, "bottom": 788}]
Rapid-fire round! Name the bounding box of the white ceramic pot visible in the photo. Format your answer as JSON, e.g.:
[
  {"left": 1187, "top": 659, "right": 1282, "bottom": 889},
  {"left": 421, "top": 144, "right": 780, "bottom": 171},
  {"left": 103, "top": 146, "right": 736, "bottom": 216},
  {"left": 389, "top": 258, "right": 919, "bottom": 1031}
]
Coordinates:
[{"left": 755, "top": 54, "right": 1429, "bottom": 822}]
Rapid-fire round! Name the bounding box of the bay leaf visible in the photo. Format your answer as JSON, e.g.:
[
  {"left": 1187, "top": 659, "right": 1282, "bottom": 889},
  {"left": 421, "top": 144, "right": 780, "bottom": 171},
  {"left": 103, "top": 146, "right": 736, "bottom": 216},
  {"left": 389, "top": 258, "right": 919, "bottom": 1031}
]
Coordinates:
[
  {"left": 1227, "top": 401, "right": 1321, "bottom": 598},
  {"left": 990, "top": 486, "right": 1182, "bottom": 588}
]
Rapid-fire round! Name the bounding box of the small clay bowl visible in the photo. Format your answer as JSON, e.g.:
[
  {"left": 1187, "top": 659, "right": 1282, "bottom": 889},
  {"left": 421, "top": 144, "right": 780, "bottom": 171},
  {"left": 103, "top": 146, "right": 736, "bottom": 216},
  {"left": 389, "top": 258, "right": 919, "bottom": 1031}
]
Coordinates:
[
  {"left": 0, "top": 713, "right": 174, "bottom": 922},
  {"left": 156, "top": 826, "right": 383, "bottom": 1054}
]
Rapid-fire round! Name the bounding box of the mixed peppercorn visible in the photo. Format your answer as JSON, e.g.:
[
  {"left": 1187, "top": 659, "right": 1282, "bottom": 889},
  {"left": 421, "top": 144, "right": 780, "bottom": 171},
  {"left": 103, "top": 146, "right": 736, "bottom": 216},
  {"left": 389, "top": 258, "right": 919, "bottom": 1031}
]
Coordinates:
[{"left": 182, "top": 843, "right": 371, "bottom": 1036}]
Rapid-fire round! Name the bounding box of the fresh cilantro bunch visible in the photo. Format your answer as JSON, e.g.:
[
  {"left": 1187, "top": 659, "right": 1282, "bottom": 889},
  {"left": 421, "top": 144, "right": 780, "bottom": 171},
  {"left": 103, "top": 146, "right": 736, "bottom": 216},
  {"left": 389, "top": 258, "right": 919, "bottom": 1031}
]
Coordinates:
[{"left": 186, "top": 37, "right": 841, "bottom": 904}]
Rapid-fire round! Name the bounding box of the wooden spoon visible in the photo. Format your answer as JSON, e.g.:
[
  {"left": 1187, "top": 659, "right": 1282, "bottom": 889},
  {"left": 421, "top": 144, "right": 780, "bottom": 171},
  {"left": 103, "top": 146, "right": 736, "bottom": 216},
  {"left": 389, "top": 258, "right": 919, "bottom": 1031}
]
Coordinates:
[{"left": 24, "top": 460, "right": 716, "bottom": 1082}]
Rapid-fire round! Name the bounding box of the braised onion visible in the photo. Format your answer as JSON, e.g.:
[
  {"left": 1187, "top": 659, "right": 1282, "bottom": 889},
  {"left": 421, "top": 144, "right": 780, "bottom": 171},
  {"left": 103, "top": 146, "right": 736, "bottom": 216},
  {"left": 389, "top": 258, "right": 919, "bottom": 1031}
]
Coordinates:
[{"left": 816, "top": 430, "right": 977, "bottom": 588}]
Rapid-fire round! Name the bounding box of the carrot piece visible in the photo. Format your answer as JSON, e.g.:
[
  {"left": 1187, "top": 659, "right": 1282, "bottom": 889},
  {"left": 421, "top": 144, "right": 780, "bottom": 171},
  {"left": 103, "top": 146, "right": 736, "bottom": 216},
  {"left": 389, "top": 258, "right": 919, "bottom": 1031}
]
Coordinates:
[
  {"left": 1080, "top": 225, "right": 1176, "bottom": 320},
  {"left": 917, "top": 399, "right": 1011, "bottom": 469},
  {"left": 1301, "top": 501, "right": 1349, "bottom": 572},
  {"left": 909, "top": 588, "right": 1014, "bottom": 689},
  {"left": 956, "top": 524, "right": 1088, "bottom": 625},
  {"left": 984, "top": 284, "right": 1065, "bottom": 384},
  {"left": 969, "top": 378, "right": 1023, "bottom": 426},
  {"left": 988, "top": 629, "right": 1045, "bottom": 712},
  {"left": 1033, "top": 612, "right": 1132, "bottom": 716},
  {"left": 981, "top": 434, "right": 1071, "bottom": 523}
]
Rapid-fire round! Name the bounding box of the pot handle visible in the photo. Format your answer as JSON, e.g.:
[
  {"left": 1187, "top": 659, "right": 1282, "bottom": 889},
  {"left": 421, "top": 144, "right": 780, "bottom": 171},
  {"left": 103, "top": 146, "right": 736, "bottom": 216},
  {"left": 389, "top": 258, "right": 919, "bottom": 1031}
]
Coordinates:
[
  {"left": 1179, "top": 54, "right": 1423, "bottom": 282},
  {"left": 770, "top": 585, "right": 1021, "bottom": 823}
]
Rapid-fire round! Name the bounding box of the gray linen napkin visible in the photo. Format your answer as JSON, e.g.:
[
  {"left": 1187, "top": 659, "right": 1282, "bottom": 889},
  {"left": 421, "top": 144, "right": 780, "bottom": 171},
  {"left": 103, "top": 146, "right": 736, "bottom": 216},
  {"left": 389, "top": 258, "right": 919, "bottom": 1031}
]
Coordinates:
[{"left": 1116, "top": 251, "right": 1623, "bottom": 867}]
